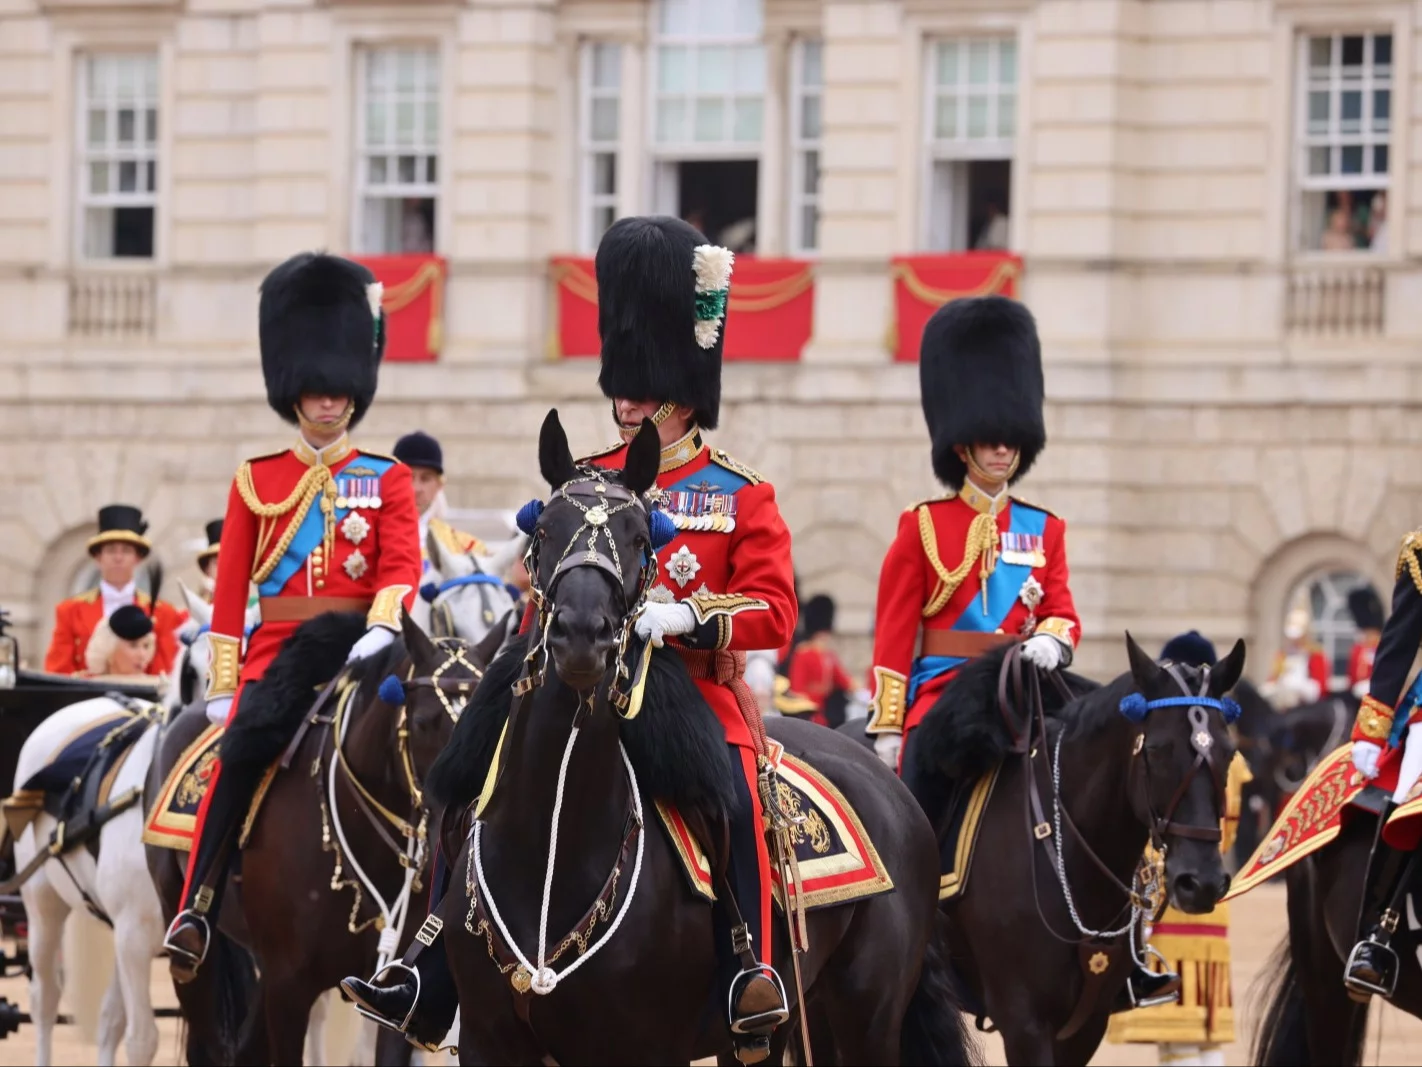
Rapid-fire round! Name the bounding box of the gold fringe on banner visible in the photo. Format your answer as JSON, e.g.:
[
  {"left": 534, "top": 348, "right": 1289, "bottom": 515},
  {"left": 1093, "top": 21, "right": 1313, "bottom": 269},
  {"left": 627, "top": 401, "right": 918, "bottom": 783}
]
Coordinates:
[
  {"left": 380, "top": 260, "right": 446, "bottom": 355},
  {"left": 890, "top": 259, "right": 1021, "bottom": 305},
  {"left": 551, "top": 260, "right": 814, "bottom": 314}
]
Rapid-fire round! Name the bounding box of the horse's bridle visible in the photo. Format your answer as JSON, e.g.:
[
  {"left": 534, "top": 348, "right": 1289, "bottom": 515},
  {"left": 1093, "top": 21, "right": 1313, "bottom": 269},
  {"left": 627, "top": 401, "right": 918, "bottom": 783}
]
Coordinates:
[{"left": 423, "top": 571, "right": 510, "bottom": 640}]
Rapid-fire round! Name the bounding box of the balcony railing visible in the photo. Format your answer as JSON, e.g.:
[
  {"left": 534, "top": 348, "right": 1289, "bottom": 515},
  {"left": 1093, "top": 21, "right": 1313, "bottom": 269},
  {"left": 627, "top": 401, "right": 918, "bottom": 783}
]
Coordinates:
[
  {"left": 1285, "top": 264, "right": 1385, "bottom": 337},
  {"left": 67, "top": 273, "right": 157, "bottom": 339}
]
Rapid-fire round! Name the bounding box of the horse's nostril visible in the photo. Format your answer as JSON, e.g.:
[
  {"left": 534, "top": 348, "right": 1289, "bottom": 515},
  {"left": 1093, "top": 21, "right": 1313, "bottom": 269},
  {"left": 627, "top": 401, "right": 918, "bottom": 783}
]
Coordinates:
[{"left": 1174, "top": 873, "right": 1199, "bottom": 895}]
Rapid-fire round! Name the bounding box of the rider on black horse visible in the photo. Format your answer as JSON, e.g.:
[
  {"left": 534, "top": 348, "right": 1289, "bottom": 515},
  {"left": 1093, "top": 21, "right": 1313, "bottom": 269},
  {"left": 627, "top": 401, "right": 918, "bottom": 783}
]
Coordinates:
[
  {"left": 1346, "top": 531, "right": 1422, "bottom": 1001},
  {"left": 863, "top": 294, "right": 1179, "bottom": 1011},
  {"left": 341, "top": 215, "right": 798, "bottom": 1063}
]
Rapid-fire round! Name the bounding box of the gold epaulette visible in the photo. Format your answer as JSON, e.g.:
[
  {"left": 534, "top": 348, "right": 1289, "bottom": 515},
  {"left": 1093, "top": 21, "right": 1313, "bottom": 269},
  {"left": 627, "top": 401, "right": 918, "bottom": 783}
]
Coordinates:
[
  {"left": 905, "top": 493, "right": 952, "bottom": 513},
  {"left": 356, "top": 449, "right": 400, "bottom": 463},
  {"left": 1010, "top": 495, "right": 1061, "bottom": 520},
  {"left": 1397, "top": 529, "right": 1422, "bottom": 596},
  {"left": 578, "top": 441, "right": 626, "bottom": 464},
  {"left": 243, "top": 449, "right": 288, "bottom": 466},
  {"left": 75, "top": 588, "right": 100, "bottom": 604},
  {"left": 710, "top": 449, "right": 763, "bottom": 485}
]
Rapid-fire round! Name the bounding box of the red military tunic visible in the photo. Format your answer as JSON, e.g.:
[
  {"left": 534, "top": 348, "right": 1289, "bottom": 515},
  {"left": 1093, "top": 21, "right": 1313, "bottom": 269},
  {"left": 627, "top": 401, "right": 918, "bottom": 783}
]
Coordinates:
[
  {"left": 43, "top": 589, "right": 181, "bottom": 676},
  {"left": 787, "top": 644, "right": 854, "bottom": 727},
  {"left": 1348, "top": 636, "right": 1379, "bottom": 691},
  {"left": 866, "top": 481, "right": 1080, "bottom": 739},
  {"left": 582, "top": 430, "right": 798, "bottom": 749}
]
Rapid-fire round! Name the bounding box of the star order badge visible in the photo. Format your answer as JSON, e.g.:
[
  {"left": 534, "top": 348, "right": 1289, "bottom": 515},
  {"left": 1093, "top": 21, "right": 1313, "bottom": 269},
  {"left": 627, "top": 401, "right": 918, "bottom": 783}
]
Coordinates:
[
  {"left": 343, "top": 550, "right": 368, "bottom": 581},
  {"left": 1018, "top": 575, "right": 1044, "bottom": 610},
  {"left": 340, "top": 512, "right": 370, "bottom": 545},
  {"left": 667, "top": 545, "right": 701, "bottom": 589}
]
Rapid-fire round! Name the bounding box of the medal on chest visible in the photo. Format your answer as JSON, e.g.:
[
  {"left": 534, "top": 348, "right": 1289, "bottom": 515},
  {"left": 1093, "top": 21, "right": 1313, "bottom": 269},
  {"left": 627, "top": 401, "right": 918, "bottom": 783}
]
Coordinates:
[
  {"left": 661, "top": 484, "right": 738, "bottom": 533},
  {"left": 335, "top": 468, "right": 383, "bottom": 511},
  {"left": 1000, "top": 530, "right": 1046, "bottom": 568}
]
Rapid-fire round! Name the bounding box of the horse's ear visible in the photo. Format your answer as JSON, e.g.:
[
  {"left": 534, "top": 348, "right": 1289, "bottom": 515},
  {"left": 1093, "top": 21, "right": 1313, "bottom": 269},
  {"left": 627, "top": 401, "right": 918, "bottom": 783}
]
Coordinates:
[
  {"left": 1209, "top": 638, "right": 1247, "bottom": 697},
  {"left": 622, "top": 418, "right": 660, "bottom": 496},
  {"left": 400, "top": 607, "right": 439, "bottom": 667},
  {"left": 176, "top": 579, "right": 211, "bottom": 629},
  {"left": 434, "top": 535, "right": 473, "bottom": 578},
  {"left": 538, "top": 408, "right": 578, "bottom": 489},
  {"left": 1124, "top": 631, "right": 1161, "bottom": 692}
]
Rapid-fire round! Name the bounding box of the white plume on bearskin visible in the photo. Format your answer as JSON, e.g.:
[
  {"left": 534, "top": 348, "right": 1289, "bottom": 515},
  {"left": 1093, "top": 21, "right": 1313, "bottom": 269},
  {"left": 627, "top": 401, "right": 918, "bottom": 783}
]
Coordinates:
[{"left": 692, "top": 244, "right": 734, "bottom": 349}]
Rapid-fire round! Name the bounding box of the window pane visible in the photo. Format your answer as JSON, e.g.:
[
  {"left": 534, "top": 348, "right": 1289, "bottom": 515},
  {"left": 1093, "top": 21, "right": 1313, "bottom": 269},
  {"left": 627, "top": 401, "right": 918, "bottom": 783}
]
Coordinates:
[
  {"left": 1374, "top": 33, "right": 1393, "bottom": 70},
  {"left": 656, "top": 98, "right": 688, "bottom": 142},
  {"left": 659, "top": 0, "right": 691, "bottom": 35},
  {"left": 734, "top": 45, "right": 765, "bottom": 94},
  {"left": 592, "top": 43, "right": 621, "bottom": 89},
  {"left": 695, "top": 97, "right": 725, "bottom": 141},
  {"left": 366, "top": 50, "right": 389, "bottom": 91},
  {"left": 998, "top": 92, "right": 1017, "bottom": 137},
  {"left": 802, "top": 149, "right": 819, "bottom": 195},
  {"left": 800, "top": 93, "right": 821, "bottom": 140},
  {"left": 140, "top": 56, "right": 157, "bottom": 98},
  {"left": 87, "top": 109, "right": 106, "bottom": 147},
  {"left": 117, "top": 108, "right": 136, "bottom": 145},
  {"left": 1307, "top": 36, "right": 1331, "bottom": 71},
  {"left": 697, "top": 46, "right": 732, "bottom": 93},
  {"left": 800, "top": 204, "right": 818, "bottom": 251},
  {"left": 591, "top": 98, "right": 619, "bottom": 142},
  {"left": 423, "top": 102, "right": 438, "bottom": 144},
  {"left": 1341, "top": 144, "right": 1363, "bottom": 174},
  {"left": 115, "top": 56, "right": 137, "bottom": 103},
  {"left": 1307, "top": 146, "right": 1330, "bottom": 176},
  {"left": 936, "top": 43, "right": 958, "bottom": 87},
  {"left": 935, "top": 96, "right": 958, "bottom": 139},
  {"left": 697, "top": 0, "right": 734, "bottom": 36},
  {"left": 144, "top": 160, "right": 155, "bottom": 192},
  {"left": 118, "top": 160, "right": 137, "bottom": 192},
  {"left": 427, "top": 156, "right": 437, "bottom": 183},
  {"left": 732, "top": 97, "right": 761, "bottom": 141},
  {"left": 398, "top": 155, "right": 417, "bottom": 184},
  {"left": 595, "top": 204, "right": 616, "bottom": 241},
  {"left": 1307, "top": 90, "right": 1330, "bottom": 134},
  {"left": 999, "top": 40, "right": 1018, "bottom": 85},
  {"left": 1340, "top": 90, "right": 1361, "bottom": 132},
  {"left": 396, "top": 101, "right": 417, "bottom": 146},
  {"left": 1373, "top": 89, "right": 1390, "bottom": 132},
  {"left": 967, "top": 40, "right": 991, "bottom": 85},
  {"left": 369, "top": 156, "right": 387, "bottom": 184},
  {"left": 966, "top": 94, "right": 989, "bottom": 138},
  {"left": 734, "top": 0, "right": 762, "bottom": 36},
  {"left": 1341, "top": 35, "right": 1364, "bottom": 68},
  {"left": 801, "top": 40, "right": 823, "bottom": 88},
  {"left": 89, "top": 161, "right": 109, "bottom": 194},
  {"left": 145, "top": 107, "right": 157, "bottom": 144},
  {"left": 396, "top": 50, "right": 418, "bottom": 91},
  {"left": 658, "top": 47, "right": 690, "bottom": 92},
  {"left": 421, "top": 54, "right": 439, "bottom": 91},
  {"left": 367, "top": 102, "right": 388, "bottom": 147},
  {"left": 594, "top": 151, "right": 616, "bottom": 196},
  {"left": 84, "top": 206, "right": 115, "bottom": 258},
  {"left": 1374, "top": 144, "right": 1389, "bottom": 174}
]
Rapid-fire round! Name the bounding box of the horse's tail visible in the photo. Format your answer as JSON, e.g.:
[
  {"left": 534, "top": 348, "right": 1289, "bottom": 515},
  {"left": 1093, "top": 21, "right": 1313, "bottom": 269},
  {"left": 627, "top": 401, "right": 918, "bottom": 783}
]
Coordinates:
[
  {"left": 1251, "top": 933, "right": 1368, "bottom": 1066},
  {"left": 900, "top": 919, "right": 981, "bottom": 1067},
  {"left": 206, "top": 929, "right": 262, "bottom": 1063}
]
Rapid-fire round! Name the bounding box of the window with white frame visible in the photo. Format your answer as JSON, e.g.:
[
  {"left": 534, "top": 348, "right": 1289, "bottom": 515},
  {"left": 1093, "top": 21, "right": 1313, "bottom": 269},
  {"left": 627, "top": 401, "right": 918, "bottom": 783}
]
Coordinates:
[
  {"left": 79, "top": 54, "right": 159, "bottom": 259},
  {"left": 1296, "top": 32, "right": 1391, "bottom": 253},
  {"left": 790, "top": 38, "right": 822, "bottom": 254},
  {"left": 651, "top": 0, "right": 764, "bottom": 253},
  {"left": 924, "top": 37, "right": 1016, "bottom": 253},
  {"left": 356, "top": 46, "right": 440, "bottom": 255},
  {"left": 1290, "top": 570, "right": 1381, "bottom": 684},
  {"left": 580, "top": 43, "right": 622, "bottom": 253}
]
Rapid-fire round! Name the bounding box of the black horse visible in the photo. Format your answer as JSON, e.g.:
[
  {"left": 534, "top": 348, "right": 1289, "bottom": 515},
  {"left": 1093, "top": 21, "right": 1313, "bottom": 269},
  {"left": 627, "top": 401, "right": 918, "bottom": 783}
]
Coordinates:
[
  {"left": 425, "top": 411, "right": 977, "bottom": 1065},
  {"left": 907, "top": 634, "right": 1246, "bottom": 1064}
]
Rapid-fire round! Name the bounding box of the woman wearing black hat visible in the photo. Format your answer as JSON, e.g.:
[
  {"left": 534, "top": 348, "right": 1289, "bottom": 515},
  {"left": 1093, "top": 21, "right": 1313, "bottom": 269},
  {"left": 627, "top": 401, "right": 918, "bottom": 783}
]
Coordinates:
[{"left": 82, "top": 603, "right": 158, "bottom": 677}]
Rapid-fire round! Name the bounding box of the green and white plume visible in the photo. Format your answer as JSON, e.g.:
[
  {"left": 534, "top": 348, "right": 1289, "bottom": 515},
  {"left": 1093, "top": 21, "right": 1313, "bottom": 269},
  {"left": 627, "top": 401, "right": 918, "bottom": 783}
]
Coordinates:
[{"left": 692, "top": 244, "right": 734, "bottom": 349}]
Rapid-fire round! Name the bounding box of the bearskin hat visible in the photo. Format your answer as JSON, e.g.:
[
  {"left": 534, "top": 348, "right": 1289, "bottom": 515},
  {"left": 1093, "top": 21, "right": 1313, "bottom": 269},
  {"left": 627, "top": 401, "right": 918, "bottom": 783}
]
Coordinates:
[
  {"left": 595, "top": 216, "right": 731, "bottom": 430},
  {"left": 258, "top": 252, "right": 385, "bottom": 428},
  {"left": 919, "top": 296, "right": 1046, "bottom": 490},
  {"left": 1348, "top": 586, "right": 1385, "bottom": 631},
  {"left": 802, "top": 594, "right": 836, "bottom": 637},
  {"left": 1159, "top": 631, "right": 1217, "bottom": 668}
]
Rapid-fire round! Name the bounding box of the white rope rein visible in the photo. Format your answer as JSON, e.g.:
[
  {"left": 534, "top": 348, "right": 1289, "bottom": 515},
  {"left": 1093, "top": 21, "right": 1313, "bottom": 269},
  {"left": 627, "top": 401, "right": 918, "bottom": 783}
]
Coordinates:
[{"left": 472, "top": 724, "right": 646, "bottom": 995}]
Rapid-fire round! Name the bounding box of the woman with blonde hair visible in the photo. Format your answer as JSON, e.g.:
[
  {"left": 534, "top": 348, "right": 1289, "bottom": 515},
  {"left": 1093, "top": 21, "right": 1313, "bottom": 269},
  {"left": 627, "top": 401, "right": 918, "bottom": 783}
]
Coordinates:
[{"left": 83, "top": 604, "right": 158, "bottom": 679}]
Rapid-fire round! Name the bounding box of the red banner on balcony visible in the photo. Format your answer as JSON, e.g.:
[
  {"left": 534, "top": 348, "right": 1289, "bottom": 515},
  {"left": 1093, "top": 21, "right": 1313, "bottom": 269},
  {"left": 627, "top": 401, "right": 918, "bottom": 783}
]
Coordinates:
[
  {"left": 550, "top": 255, "right": 814, "bottom": 362},
  {"left": 889, "top": 252, "right": 1023, "bottom": 363},
  {"left": 349, "top": 254, "right": 446, "bottom": 362}
]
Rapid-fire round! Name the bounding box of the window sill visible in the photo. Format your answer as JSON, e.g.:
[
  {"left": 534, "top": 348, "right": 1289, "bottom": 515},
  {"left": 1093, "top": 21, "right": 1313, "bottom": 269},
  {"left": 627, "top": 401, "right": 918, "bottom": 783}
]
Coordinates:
[
  {"left": 1289, "top": 249, "right": 1397, "bottom": 269},
  {"left": 38, "top": 0, "right": 181, "bottom": 9}
]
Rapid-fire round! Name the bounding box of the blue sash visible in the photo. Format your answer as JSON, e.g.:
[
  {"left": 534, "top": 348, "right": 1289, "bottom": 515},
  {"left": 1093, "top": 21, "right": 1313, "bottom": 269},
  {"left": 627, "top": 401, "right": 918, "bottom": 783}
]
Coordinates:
[
  {"left": 259, "top": 455, "right": 394, "bottom": 596},
  {"left": 1391, "top": 675, "right": 1422, "bottom": 747},
  {"left": 906, "top": 503, "right": 1049, "bottom": 705}
]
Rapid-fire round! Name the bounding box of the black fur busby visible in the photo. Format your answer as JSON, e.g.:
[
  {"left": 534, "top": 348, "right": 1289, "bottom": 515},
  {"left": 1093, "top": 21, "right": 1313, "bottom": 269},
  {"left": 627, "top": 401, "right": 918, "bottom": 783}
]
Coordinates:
[
  {"left": 258, "top": 253, "right": 384, "bottom": 428},
  {"left": 595, "top": 216, "right": 729, "bottom": 430},
  {"left": 919, "top": 296, "right": 1046, "bottom": 490},
  {"left": 1159, "top": 631, "right": 1217, "bottom": 669},
  {"left": 802, "top": 594, "right": 835, "bottom": 637},
  {"left": 1348, "top": 586, "right": 1385, "bottom": 631}
]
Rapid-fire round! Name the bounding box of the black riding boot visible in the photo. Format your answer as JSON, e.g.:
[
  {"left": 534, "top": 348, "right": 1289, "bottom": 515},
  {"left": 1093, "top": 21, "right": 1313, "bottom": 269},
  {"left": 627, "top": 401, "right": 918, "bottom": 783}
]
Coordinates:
[
  {"left": 340, "top": 847, "right": 460, "bottom": 1051},
  {"left": 162, "top": 758, "right": 263, "bottom": 983},
  {"left": 1115, "top": 962, "right": 1181, "bottom": 1011},
  {"left": 1345, "top": 810, "right": 1417, "bottom": 1002}
]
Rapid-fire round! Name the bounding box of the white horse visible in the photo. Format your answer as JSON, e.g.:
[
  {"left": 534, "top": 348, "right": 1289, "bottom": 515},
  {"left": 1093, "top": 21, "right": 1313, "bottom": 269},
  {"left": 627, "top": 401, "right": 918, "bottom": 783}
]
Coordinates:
[{"left": 407, "top": 533, "right": 526, "bottom": 647}]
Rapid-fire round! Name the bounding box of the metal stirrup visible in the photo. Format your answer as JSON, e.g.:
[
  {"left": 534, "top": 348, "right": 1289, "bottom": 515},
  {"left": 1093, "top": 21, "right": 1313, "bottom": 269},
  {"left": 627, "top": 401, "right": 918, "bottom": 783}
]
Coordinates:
[
  {"left": 349, "top": 961, "right": 422, "bottom": 1034},
  {"left": 727, "top": 964, "right": 790, "bottom": 1035}
]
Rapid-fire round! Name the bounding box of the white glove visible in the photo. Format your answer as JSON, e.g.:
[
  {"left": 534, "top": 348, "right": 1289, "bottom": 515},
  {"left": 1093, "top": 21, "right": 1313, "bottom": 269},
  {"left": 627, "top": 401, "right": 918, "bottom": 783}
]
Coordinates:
[
  {"left": 1353, "top": 739, "right": 1382, "bottom": 780},
  {"left": 635, "top": 602, "right": 696, "bottom": 648},
  {"left": 1299, "top": 678, "right": 1322, "bottom": 704},
  {"left": 1353, "top": 678, "right": 1372, "bottom": 699},
  {"left": 744, "top": 654, "right": 776, "bottom": 699},
  {"left": 1021, "top": 634, "right": 1065, "bottom": 672},
  {"left": 1394, "top": 723, "right": 1422, "bottom": 803},
  {"left": 347, "top": 626, "right": 396, "bottom": 663},
  {"left": 873, "top": 733, "right": 902, "bottom": 770},
  {"left": 206, "top": 695, "right": 233, "bottom": 728}
]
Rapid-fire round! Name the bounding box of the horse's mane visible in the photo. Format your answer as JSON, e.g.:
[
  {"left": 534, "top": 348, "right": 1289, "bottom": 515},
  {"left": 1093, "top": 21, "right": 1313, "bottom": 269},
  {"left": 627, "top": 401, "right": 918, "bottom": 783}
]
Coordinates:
[
  {"left": 426, "top": 635, "right": 737, "bottom": 823},
  {"left": 910, "top": 645, "right": 1108, "bottom": 784}
]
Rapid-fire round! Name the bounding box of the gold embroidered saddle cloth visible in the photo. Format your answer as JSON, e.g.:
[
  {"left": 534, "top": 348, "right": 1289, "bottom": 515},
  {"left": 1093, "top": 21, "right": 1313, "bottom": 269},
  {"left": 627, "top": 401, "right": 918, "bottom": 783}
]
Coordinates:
[
  {"left": 657, "top": 746, "right": 895, "bottom": 910},
  {"left": 142, "top": 723, "right": 282, "bottom": 852}
]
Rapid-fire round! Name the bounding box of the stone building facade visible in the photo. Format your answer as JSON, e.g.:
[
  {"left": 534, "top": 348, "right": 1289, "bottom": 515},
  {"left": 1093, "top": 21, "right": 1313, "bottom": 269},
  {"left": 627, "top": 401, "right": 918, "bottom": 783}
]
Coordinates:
[{"left": 0, "top": 0, "right": 1414, "bottom": 685}]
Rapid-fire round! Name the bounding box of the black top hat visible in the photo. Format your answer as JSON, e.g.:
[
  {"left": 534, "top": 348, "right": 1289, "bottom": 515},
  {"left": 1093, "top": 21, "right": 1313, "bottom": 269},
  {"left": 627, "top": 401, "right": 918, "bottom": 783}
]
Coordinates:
[
  {"left": 394, "top": 431, "right": 444, "bottom": 474},
  {"left": 919, "top": 296, "right": 1046, "bottom": 491},
  {"left": 87, "top": 504, "right": 152, "bottom": 558},
  {"left": 595, "top": 216, "right": 730, "bottom": 430},
  {"left": 108, "top": 604, "right": 154, "bottom": 642},
  {"left": 197, "top": 519, "right": 222, "bottom": 567}
]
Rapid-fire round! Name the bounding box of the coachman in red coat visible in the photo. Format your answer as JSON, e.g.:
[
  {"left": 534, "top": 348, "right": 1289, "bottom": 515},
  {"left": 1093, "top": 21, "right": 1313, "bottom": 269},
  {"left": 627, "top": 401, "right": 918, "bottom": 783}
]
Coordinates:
[{"left": 163, "top": 253, "right": 421, "bottom": 980}]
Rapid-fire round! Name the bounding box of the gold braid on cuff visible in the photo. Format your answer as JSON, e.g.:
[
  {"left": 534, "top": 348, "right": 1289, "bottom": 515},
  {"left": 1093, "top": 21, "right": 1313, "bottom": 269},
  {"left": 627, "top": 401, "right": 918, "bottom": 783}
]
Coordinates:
[
  {"left": 867, "top": 666, "right": 908, "bottom": 734},
  {"left": 368, "top": 585, "right": 413, "bottom": 631},
  {"left": 1357, "top": 695, "right": 1396, "bottom": 742},
  {"left": 1034, "top": 617, "right": 1076, "bottom": 645},
  {"left": 206, "top": 633, "right": 241, "bottom": 700}
]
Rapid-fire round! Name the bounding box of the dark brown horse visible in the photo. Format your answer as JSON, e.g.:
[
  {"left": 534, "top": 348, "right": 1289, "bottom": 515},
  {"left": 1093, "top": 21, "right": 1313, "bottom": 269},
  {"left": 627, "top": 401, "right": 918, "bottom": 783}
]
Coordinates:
[
  {"left": 146, "top": 610, "right": 483, "bottom": 1064},
  {"left": 908, "top": 634, "right": 1246, "bottom": 1064},
  {"left": 422, "top": 411, "right": 976, "bottom": 1065},
  {"left": 1252, "top": 808, "right": 1421, "bottom": 1065}
]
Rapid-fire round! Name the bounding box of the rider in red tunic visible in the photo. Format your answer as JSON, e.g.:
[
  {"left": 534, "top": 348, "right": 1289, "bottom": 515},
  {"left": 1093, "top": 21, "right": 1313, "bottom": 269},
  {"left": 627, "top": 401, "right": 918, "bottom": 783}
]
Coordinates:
[
  {"left": 786, "top": 595, "right": 854, "bottom": 727},
  {"left": 1347, "top": 586, "right": 1385, "bottom": 697},
  {"left": 162, "top": 253, "right": 421, "bottom": 981},
  {"left": 341, "top": 217, "right": 797, "bottom": 1063}
]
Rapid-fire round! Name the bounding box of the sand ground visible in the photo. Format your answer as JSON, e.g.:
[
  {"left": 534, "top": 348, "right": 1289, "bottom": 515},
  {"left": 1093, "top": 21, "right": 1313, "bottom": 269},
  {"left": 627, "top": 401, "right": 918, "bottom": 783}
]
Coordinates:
[{"left": 2, "top": 883, "right": 1421, "bottom": 1064}]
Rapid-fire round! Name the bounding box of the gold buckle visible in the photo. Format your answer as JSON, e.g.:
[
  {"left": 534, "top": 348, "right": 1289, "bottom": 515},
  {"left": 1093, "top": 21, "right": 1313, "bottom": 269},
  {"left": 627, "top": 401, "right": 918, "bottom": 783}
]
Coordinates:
[
  {"left": 1381, "top": 908, "right": 1400, "bottom": 935},
  {"left": 414, "top": 914, "right": 444, "bottom": 947},
  {"left": 1034, "top": 822, "right": 1052, "bottom": 840},
  {"left": 194, "top": 886, "right": 216, "bottom": 914}
]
